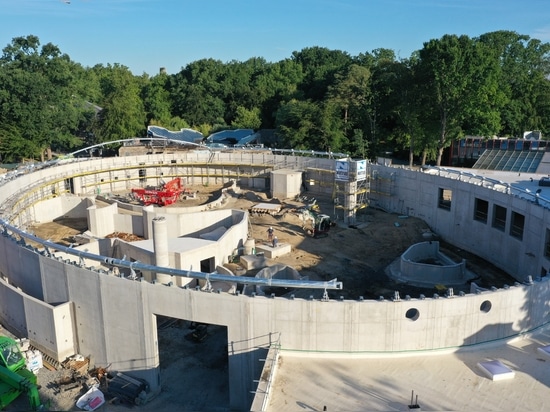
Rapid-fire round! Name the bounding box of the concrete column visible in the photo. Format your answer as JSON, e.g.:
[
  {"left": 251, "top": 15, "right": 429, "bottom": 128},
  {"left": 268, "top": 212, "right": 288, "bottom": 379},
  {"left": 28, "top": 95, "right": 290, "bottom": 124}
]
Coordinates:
[
  {"left": 152, "top": 217, "right": 171, "bottom": 284},
  {"left": 344, "top": 181, "right": 357, "bottom": 224}
]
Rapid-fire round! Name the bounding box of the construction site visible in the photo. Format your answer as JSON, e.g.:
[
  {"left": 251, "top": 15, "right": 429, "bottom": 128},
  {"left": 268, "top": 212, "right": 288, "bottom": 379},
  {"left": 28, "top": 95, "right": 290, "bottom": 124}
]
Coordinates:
[{"left": 1, "top": 146, "right": 550, "bottom": 411}]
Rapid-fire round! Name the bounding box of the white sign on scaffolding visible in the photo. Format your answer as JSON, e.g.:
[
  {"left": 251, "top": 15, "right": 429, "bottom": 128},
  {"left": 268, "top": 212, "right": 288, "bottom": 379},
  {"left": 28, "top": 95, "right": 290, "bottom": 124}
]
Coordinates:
[
  {"left": 356, "top": 160, "right": 367, "bottom": 181},
  {"left": 335, "top": 160, "right": 349, "bottom": 181}
]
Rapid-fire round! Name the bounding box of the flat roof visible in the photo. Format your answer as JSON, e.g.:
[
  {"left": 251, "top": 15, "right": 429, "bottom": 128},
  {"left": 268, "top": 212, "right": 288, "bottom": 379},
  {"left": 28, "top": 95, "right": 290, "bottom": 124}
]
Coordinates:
[{"left": 268, "top": 327, "right": 550, "bottom": 411}]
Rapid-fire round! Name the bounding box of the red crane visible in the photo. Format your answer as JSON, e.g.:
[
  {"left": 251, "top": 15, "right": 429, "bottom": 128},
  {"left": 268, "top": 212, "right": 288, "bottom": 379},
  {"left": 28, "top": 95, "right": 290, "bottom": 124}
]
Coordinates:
[{"left": 131, "top": 177, "right": 188, "bottom": 206}]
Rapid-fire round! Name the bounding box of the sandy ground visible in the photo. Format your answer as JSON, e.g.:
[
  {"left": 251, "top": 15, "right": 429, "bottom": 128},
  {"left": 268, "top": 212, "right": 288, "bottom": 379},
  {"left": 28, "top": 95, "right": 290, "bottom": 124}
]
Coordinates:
[{"left": 6, "top": 185, "right": 516, "bottom": 411}]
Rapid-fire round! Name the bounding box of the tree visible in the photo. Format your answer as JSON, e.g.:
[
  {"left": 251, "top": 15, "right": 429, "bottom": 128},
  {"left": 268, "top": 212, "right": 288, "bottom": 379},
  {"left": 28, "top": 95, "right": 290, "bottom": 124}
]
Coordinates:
[
  {"left": 170, "top": 59, "right": 226, "bottom": 126},
  {"left": 292, "top": 47, "right": 352, "bottom": 101},
  {"left": 478, "top": 31, "right": 550, "bottom": 137},
  {"left": 275, "top": 99, "right": 321, "bottom": 149},
  {"left": 418, "top": 35, "right": 503, "bottom": 165},
  {"left": 231, "top": 106, "right": 261, "bottom": 129},
  {"left": 0, "top": 35, "right": 85, "bottom": 161},
  {"left": 142, "top": 72, "right": 173, "bottom": 127},
  {"left": 275, "top": 99, "right": 345, "bottom": 152},
  {"left": 254, "top": 59, "right": 304, "bottom": 128},
  {"left": 93, "top": 64, "right": 146, "bottom": 142},
  {"left": 379, "top": 57, "right": 425, "bottom": 166},
  {"left": 327, "top": 64, "right": 371, "bottom": 129}
]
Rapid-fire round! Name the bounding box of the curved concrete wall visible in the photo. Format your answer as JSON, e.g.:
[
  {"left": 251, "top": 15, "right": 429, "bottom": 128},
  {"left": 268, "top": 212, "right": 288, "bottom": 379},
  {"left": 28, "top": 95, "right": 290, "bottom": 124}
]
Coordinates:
[
  {"left": 2, "top": 154, "right": 550, "bottom": 410},
  {"left": 399, "top": 241, "right": 467, "bottom": 285},
  {"left": 371, "top": 165, "right": 550, "bottom": 282}
]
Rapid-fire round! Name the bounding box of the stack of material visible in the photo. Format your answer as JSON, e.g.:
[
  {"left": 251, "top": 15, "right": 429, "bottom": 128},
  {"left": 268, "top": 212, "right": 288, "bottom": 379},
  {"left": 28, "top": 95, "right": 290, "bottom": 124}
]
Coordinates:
[
  {"left": 249, "top": 203, "right": 282, "bottom": 215},
  {"left": 64, "top": 355, "right": 90, "bottom": 375}
]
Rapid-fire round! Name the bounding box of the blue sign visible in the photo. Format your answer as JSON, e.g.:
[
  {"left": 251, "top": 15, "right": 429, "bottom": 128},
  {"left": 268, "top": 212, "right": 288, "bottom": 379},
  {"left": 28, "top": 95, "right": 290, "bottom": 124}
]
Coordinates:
[
  {"left": 335, "top": 160, "right": 349, "bottom": 181},
  {"left": 356, "top": 160, "right": 367, "bottom": 181}
]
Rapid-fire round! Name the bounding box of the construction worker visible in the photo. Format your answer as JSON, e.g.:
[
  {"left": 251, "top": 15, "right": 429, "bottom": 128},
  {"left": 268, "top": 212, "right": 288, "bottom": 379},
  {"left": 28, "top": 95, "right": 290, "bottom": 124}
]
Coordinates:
[
  {"left": 267, "top": 226, "right": 274, "bottom": 242},
  {"left": 272, "top": 236, "right": 278, "bottom": 248}
]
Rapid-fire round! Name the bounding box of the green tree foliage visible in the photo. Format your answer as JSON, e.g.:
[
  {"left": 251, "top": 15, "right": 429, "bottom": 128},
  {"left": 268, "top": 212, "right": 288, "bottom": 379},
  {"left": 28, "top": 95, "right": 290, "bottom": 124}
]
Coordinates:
[
  {"left": 93, "top": 64, "right": 146, "bottom": 142},
  {"left": 327, "top": 64, "right": 371, "bottom": 130},
  {"left": 232, "top": 106, "right": 261, "bottom": 130},
  {"left": 170, "top": 59, "right": 226, "bottom": 126},
  {"left": 253, "top": 58, "right": 304, "bottom": 128},
  {"left": 478, "top": 31, "right": 550, "bottom": 136},
  {"left": 418, "top": 34, "right": 504, "bottom": 165},
  {"left": 292, "top": 47, "right": 352, "bottom": 101},
  {"left": 275, "top": 99, "right": 345, "bottom": 152},
  {"left": 1, "top": 33, "right": 550, "bottom": 165},
  {"left": 0, "top": 35, "right": 85, "bottom": 161},
  {"left": 275, "top": 99, "right": 322, "bottom": 149},
  {"left": 142, "top": 72, "right": 173, "bottom": 127}
]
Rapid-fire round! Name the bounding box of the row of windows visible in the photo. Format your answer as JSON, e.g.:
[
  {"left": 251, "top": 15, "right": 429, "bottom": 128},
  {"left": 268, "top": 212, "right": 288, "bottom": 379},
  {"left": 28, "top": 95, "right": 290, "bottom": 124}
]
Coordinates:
[
  {"left": 473, "top": 198, "right": 525, "bottom": 240},
  {"left": 437, "top": 188, "right": 525, "bottom": 240}
]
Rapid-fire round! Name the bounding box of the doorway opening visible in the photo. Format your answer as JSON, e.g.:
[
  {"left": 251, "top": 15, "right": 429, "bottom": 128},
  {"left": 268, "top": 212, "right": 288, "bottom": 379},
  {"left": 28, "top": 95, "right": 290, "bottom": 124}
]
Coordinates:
[{"left": 154, "top": 315, "right": 229, "bottom": 410}]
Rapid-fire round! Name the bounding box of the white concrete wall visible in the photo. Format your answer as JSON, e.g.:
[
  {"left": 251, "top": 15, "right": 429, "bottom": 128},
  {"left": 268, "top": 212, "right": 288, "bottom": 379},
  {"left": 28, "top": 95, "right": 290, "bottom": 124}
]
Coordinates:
[
  {"left": 371, "top": 165, "right": 550, "bottom": 282},
  {"left": 0, "top": 278, "right": 75, "bottom": 362},
  {"left": 31, "top": 195, "right": 92, "bottom": 223},
  {"left": 88, "top": 202, "right": 118, "bottom": 237},
  {"left": 113, "top": 209, "right": 249, "bottom": 273}
]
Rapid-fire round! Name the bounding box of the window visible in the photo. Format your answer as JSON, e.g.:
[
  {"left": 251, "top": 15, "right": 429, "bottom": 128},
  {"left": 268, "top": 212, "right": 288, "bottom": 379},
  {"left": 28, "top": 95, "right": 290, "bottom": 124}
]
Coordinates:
[
  {"left": 545, "top": 229, "right": 550, "bottom": 258},
  {"left": 474, "top": 198, "right": 489, "bottom": 223},
  {"left": 510, "top": 212, "right": 525, "bottom": 240},
  {"left": 438, "top": 188, "right": 452, "bottom": 211},
  {"left": 492, "top": 205, "right": 507, "bottom": 231},
  {"left": 138, "top": 163, "right": 146, "bottom": 184}
]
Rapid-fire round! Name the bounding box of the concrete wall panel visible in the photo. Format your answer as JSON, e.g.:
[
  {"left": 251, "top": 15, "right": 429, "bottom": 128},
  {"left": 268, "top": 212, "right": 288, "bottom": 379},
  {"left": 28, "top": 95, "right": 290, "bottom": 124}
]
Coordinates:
[
  {"left": 40, "top": 255, "right": 69, "bottom": 305},
  {"left": 88, "top": 203, "right": 117, "bottom": 237},
  {"left": 25, "top": 297, "right": 75, "bottom": 362},
  {"left": 32, "top": 196, "right": 90, "bottom": 223},
  {"left": 11, "top": 247, "right": 43, "bottom": 300},
  {"left": 0, "top": 279, "right": 27, "bottom": 336},
  {"left": 64, "top": 266, "right": 107, "bottom": 364},
  {"left": 113, "top": 214, "right": 144, "bottom": 237},
  {"left": 98, "top": 275, "right": 149, "bottom": 372}
]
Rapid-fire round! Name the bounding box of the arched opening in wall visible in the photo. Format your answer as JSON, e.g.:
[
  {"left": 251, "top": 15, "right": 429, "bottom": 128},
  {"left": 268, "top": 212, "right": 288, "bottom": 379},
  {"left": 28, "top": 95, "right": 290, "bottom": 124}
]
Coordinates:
[
  {"left": 480, "top": 300, "right": 492, "bottom": 313},
  {"left": 155, "top": 315, "right": 229, "bottom": 410},
  {"left": 405, "top": 308, "right": 420, "bottom": 321}
]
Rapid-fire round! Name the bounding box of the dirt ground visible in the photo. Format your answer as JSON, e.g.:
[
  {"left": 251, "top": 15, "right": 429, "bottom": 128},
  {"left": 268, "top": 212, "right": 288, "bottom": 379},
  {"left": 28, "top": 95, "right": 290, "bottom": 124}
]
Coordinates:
[{"left": 12, "top": 184, "right": 516, "bottom": 411}]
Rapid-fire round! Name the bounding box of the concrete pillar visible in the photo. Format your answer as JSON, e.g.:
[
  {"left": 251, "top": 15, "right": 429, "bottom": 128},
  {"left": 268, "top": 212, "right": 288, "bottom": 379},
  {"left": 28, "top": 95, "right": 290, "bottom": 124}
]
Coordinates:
[
  {"left": 152, "top": 217, "right": 171, "bottom": 284},
  {"left": 344, "top": 181, "right": 357, "bottom": 224}
]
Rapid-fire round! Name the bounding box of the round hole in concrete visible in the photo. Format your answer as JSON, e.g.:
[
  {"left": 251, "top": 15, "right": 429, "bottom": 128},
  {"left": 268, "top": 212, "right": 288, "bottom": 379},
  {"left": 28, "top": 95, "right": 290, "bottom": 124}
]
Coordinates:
[
  {"left": 480, "top": 300, "right": 492, "bottom": 313},
  {"left": 406, "top": 308, "right": 420, "bottom": 321}
]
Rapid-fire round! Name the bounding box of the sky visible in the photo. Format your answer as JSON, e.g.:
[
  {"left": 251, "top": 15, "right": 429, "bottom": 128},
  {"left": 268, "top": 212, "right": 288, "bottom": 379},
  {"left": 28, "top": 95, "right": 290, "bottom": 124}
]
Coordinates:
[{"left": 1, "top": 0, "right": 550, "bottom": 76}]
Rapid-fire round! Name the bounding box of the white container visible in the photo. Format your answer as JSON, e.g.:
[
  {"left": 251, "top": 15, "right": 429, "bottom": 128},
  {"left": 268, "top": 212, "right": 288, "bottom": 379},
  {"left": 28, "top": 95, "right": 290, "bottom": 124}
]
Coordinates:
[{"left": 26, "top": 350, "right": 43, "bottom": 374}]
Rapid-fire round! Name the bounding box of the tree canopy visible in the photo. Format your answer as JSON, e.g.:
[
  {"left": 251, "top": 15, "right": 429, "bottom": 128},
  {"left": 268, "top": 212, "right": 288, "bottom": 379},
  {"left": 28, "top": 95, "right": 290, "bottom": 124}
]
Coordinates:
[{"left": 0, "top": 31, "right": 549, "bottom": 165}]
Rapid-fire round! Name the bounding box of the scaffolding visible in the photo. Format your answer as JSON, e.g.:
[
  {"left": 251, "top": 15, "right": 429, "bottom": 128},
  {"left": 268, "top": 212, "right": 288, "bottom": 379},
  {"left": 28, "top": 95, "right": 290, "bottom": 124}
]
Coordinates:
[{"left": 332, "top": 160, "right": 370, "bottom": 224}]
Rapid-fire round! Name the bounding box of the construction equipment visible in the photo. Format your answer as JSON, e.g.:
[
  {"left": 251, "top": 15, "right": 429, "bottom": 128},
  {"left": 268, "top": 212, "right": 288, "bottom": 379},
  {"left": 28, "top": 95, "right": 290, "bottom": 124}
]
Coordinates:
[
  {"left": 296, "top": 207, "right": 334, "bottom": 238},
  {"left": 131, "top": 177, "right": 189, "bottom": 206},
  {"left": 0, "top": 336, "right": 43, "bottom": 410}
]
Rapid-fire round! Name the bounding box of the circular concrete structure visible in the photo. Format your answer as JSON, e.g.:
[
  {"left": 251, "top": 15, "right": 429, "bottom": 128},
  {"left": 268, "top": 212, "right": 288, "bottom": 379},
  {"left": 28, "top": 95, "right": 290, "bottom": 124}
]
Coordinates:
[{"left": 1, "top": 150, "right": 550, "bottom": 410}]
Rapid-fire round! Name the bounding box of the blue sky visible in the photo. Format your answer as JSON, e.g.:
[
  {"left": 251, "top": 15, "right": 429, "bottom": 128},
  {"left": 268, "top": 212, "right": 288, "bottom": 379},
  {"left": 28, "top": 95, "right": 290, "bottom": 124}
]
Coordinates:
[{"left": 1, "top": 0, "right": 549, "bottom": 76}]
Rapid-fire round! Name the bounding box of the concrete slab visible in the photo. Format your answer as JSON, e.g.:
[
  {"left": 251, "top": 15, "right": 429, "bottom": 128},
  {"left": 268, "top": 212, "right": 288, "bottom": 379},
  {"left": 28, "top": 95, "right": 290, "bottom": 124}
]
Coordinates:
[
  {"left": 267, "top": 330, "right": 550, "bottom": 412},
  {"left": 249, "top": 203, "right": 282, "bottom": 215},
  {"left": 255, "top": 243, "right": 291, "bottom": 258},
  {"left": 240, "top": 254, "right": 268, "bottom": 270}
]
